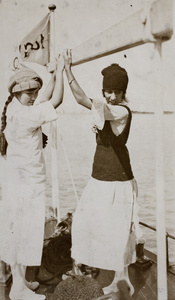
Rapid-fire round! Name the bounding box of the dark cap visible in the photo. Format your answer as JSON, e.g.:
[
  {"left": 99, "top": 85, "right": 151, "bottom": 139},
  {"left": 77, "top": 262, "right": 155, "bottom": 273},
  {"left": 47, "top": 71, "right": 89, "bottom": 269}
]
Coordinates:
[
  {"left": 8, "top": 67, "right": 43, "bottom": 93},
  {"left": 102, "top": 63, "right": 128, "bottom": 92}
]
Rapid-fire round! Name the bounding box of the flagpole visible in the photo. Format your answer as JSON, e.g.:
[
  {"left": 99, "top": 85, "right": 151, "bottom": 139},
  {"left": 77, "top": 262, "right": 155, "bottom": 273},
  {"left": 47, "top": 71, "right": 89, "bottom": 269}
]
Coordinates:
[
  {"left": 48, "top": 4, "right": 56, "bottom": 61},
  {"left": 48, "top": 4, "right": 61, "bottom": 223}
]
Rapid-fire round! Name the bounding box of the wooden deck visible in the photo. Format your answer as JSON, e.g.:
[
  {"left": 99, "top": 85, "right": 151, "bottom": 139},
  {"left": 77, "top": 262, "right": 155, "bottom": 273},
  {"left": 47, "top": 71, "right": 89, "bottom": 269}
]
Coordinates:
[
  {"left": 1, "top": 257, "right": 175, "bottom": 300},
  {"left": 1, "top": 221, "right": 174, "bottom": 299},
  {"left": 129, "top": 263, "right": 175, "bottom": 300},
  {"left": 93, "top": 259, "right": 175, "bottom": 300}
]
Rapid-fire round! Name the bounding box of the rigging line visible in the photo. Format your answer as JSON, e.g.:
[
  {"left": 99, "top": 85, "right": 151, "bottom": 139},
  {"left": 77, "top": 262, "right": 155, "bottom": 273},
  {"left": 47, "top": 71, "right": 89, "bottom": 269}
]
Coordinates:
[
  {"left": 49, "top": 121, "right": 60, "bottom": 222},
  {"left": 57, "top": 126, "right": 79, "bottom": 204}
]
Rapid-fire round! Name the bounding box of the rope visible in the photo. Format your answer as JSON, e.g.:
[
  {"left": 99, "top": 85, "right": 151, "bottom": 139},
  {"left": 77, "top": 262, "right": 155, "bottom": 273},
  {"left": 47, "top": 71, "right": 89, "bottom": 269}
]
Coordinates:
[
  {"left": 57, "top": 125, "right": 79, "bottom": 204},
  {"left": 49, "top": 121, "right": 60, "bottom": 221},
  {"left": 48, "top": 120, "right": 79, "bottom": 209}
]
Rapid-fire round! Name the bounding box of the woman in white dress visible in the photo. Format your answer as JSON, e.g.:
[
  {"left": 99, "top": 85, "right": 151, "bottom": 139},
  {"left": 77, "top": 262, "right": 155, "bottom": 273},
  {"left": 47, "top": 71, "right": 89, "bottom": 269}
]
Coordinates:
[
  {"left": 63, "top": 49, "right": 141, "bottom": 296},
  {"left": 0, "top": 56, "right": 64, "bottom": 300}
]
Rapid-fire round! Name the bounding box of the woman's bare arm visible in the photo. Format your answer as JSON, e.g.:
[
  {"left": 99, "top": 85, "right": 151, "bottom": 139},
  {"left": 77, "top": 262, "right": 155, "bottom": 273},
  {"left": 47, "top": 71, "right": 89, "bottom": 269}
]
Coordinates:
[
  {"left": 49, "top": 55, "right": 64, "bottom": 108},
  {"left": 63, "top": 49, "right": 92, "bottom": 109}
]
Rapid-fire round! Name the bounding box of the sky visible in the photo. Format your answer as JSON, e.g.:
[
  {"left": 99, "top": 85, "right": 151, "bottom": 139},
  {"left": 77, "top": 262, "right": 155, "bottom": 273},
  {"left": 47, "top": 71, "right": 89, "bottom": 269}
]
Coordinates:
[{"left": 0, "top": 0, "right": 175, "bottom": 113}]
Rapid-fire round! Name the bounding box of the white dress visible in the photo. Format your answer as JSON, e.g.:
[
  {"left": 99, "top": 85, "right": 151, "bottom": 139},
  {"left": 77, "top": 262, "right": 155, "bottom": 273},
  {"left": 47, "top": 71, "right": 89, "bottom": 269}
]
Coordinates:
[
  {"left": 0, "top": 98, "right": 57, "bottom": 266},
  {"left": 71, "top": 99, "right": 142, "bottom": 271}
]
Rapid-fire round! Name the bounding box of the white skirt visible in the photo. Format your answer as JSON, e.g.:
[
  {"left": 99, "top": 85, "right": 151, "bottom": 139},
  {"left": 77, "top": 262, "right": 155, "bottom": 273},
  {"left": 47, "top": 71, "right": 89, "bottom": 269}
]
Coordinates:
[
  {"left": 0, "top": 159, "right": 46, "bottom": 266},
  {"left": 71, "top": 177, "right": 141, "bottom": 271}
]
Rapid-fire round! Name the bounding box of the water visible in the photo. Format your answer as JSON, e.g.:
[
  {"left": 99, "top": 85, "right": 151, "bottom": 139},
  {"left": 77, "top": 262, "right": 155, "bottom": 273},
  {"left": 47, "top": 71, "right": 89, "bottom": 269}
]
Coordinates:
[{"left": 45, "top": 112, "right": 175, "bottom": 264}]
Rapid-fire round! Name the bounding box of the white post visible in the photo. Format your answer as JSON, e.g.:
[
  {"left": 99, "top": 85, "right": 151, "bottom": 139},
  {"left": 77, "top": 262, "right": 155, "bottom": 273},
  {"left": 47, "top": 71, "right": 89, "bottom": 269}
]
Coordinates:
[
  {"left": 154, "top": 39, "right": 167, "bottom": 300},
  {"left": 48, "top": 5, "right": 60, "bottom": 223}
]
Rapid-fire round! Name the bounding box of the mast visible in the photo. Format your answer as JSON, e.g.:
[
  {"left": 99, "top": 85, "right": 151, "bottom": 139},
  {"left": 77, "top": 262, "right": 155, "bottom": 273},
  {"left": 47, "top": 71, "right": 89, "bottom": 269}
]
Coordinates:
[{"left": 48, "top": 4, "right": 61, "bottom": 223}]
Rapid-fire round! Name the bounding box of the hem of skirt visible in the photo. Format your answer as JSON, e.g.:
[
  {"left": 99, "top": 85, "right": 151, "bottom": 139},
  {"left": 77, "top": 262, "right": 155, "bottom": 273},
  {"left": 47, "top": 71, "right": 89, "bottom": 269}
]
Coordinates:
[
  {"left": 0, "top": 256, "right": 42, "bottom": 267},
  {"left": 71, "top": 254, "right": 136, "bottom": 272}
]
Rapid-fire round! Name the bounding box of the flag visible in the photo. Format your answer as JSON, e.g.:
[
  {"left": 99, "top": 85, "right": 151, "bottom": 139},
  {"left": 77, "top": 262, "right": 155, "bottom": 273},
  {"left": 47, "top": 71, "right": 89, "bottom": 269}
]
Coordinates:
[{"left": 19, "top": 14, "right": 50, "bottom": 66}]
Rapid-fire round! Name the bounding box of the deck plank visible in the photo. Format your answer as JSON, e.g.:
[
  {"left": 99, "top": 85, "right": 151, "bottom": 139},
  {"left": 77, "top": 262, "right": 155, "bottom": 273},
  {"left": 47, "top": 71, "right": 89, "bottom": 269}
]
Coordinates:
[
  {"left": 167, "top": 272, "right": 175, "bottom": 300},
  {"left": 129, "top": 264, "right": 157, "bottom": 299},
  {"left": 1, "top": 262, "right": 175, "bottom": 299}
]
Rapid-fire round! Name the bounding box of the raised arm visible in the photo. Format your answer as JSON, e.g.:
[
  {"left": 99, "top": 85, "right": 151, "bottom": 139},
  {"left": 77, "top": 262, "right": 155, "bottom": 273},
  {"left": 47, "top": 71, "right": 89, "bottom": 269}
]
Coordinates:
[
  {"left": 63, "top": 49, "right": 92, "bottom": 109},
  {"left": 39, "top": 72, "right": 55, "bottom": 103},
  {"left": 49, "top": 55, "right": 64, "bottom": 108}
]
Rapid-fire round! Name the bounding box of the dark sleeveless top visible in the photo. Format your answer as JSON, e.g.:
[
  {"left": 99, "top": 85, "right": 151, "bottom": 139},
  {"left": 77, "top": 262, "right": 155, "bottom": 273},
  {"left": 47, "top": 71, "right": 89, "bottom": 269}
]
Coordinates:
[{"left": 91, "top": 105, "right": 134, "bottom": 181}]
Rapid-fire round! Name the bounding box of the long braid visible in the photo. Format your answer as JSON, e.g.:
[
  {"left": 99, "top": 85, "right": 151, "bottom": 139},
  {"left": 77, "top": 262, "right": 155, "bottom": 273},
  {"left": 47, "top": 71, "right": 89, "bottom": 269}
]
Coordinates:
[{"left": 0, "top": 94, "right": 13, "bottom": 156}]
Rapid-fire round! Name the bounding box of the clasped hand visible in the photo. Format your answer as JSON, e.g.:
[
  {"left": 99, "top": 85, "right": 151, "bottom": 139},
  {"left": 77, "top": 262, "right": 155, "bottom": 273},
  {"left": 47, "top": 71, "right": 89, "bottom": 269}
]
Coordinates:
[{"left": 63, "top": 49, "right": 72, "bottom": 69}]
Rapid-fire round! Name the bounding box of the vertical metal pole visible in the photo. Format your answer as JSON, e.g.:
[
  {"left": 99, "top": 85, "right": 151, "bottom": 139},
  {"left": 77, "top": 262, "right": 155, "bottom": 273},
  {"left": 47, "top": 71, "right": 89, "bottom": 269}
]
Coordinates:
[
  {"left": 48, "top": 5, "right": 60, "bottom": 223},
  {"left": 154, "top": 39, "right": 167, "bottom": 300}
]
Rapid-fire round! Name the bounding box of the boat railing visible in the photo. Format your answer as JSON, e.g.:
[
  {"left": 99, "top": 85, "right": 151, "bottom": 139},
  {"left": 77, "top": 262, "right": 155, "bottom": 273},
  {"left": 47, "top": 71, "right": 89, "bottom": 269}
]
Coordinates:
[{"left": 139, "top": 221, "right": 175, "bottom": 272}]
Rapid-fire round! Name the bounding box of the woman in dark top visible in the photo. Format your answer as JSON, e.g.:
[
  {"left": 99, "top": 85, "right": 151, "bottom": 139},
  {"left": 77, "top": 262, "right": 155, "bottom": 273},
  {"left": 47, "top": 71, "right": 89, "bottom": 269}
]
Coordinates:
[{"left": 63, "top": 49, "right": 141, "bottom": 295}]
